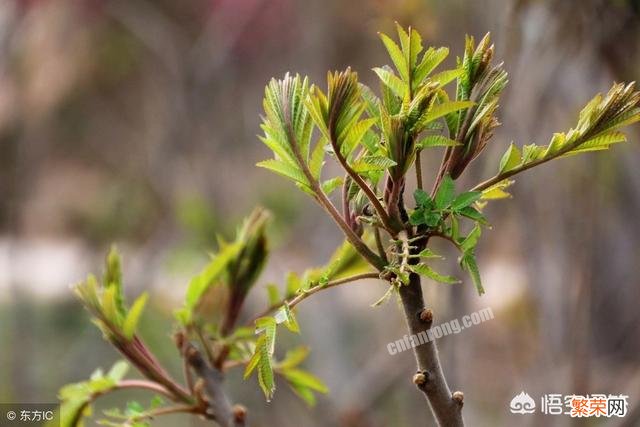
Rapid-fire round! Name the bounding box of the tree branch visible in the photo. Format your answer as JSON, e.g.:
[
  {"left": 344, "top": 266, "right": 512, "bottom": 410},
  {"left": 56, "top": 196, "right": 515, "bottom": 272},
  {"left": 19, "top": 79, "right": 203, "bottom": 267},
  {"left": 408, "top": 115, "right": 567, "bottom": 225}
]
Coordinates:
[
  {"left": 470, "top": 129, "right": 611, "bottom": 192},
  {"left": 283, "top": 110, "right": 385, "bottom": 270},
  {"left": 330, "top": 139, "right": 397, "bottom": 234},
  {"left": 117, "top": 380, "right": 177, "bottom": 401},
  {"left": 397, "top": 272, "right": 464, "bottom": 426},
  {"left": 251, "top": 272, "right": 382, "bottom": 322},
  {"left": 415, "top": 149, "right": 424, "bottom": 191},
  {"left": 184, "top": 343, "right": 245, "bottom": 427}
]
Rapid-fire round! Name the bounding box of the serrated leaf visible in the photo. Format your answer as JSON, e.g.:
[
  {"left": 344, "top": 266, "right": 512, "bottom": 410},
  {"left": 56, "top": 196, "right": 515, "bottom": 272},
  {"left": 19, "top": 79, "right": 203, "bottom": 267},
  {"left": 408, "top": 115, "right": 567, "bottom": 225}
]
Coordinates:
[
  {"left": 499, "top": 142, "right": 522, "bottom": 173},
  {"left": 286, "top": 272, "right": 301, "bottom": 296},
  {"left": 563, "top": 130, "right": 627, "bottom": 157},
  {"left": 257, "top": 159, "right": 308, "bottom": 186},
  {"left": 421, "top": 100, "right": 474, "bottom": 123},
  {"left": 244, "top": 333, "right": 275, "bottom": 401},
  {"left": 408, "top": 28, "right": 423, "bottom": 69},
  {"left": 417, "top": 248, "right": 442, "bottom": 259},
  {"left": 342, "top": 118, "right": 376, "bottom": 158},
  {"left": 373, "top": 67, "right": 408, "bottom": 99},
  {"left": 279, "top": 346, "right": 310, "bottom": 370},
  {"left": 451, "top": 191, "right": 481, "bottom": 210},
  {"left": 413, "top": 188, "right": 431, "bottom": 206},
  {"left": 282, "top": 369, "right": 329, "bottom": 393},
  {"left": 522, "top": 144, "right": 545, "bottom": 163},
  {"left": 480, "top": 179, "right": 514, "bottom": 201},
  {"left": 309, "top": 139, "right": 326, "bottom": 179},
  {"left": 435, "top": 175, "right": 455, "bottom": 208},
  {"left": 321, "top": 177, "right": 343, "bottom": 195},
  {"left": 255, "top": 317, "right": 277, "bottom": 351},
  {"left": 460, "top": 224, "right": 481, "bottom": 252},
  {"left": 411, "top": 263, "right": 460, "bottom": 284},
  {"left": 288, "top": 381, "right": 317, "bottom": 406},
  {"left": 243, "top": 336, "right": 263, "bottom": 379},
  {"left": 543, "top": 133, "right": 565, "bottom": 158},
  {"left": 185, "top": 242, "right": 242, "bottom": 310},
  {"left": 379, "top": 32, "right": 409, "bottom": 81},
  {"left": 359, "top": 83, "right": 381, "bottom": 120},
  {"left": 122, "top": 293, "right": 148, "bottom": 340},
  {"left": 257, "top": 352, "right": 275, "bottom": 400},
  {"left": 266, "top": 284, "right": 280, "bottom": 306},
  {"left": 458, "top": 206, "right": 488, "bottom": 225},
  {"left": 101, "top": 286, "right": 120, "bottom": 326},
  {"left": 413, "top": 47, "right": 449, "bottom": 87},
  {"left": 351, "top": 155, "right": 397, "bottom": 172},
  {"left": 460, "top": 252, "right": 484, "bottom": 295},
  {"left": 103, "top": 246, "right": 125, "bottom": 318},
  {"left": 274, "top": 305, "right": 300, "bottom": 333},
  {"left": 416, "top": 135, "right": 460, "bottom": 149},
  {"left": 429, "top": 68, "right": 464, "bottom": 86}
]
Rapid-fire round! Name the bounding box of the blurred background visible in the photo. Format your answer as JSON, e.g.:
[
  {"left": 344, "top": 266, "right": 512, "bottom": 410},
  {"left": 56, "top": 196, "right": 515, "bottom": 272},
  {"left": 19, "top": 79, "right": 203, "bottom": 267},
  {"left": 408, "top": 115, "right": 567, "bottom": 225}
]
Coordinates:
[{"left": 1, "top": 0, "right": 639, "bottom": 426}]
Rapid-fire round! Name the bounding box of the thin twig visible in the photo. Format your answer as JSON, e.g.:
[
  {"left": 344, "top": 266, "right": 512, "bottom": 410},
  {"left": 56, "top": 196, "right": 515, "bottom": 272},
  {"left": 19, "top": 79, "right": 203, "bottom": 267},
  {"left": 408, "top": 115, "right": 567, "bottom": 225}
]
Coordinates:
[
  {"left": 250, "top": 272, "right": 381, "bottom": 322},
  {"left": 342, "top": 173, "right": 352, "bottom": 223},
  {"left": 117, "top": 380, "right": 176, "bottom": 400},
  {"left": 282, "top": 105, "right": 385, "bottom": 269},
  {"left": 374, "top": 226, "right": 388, "bottom": 264},
  {"left": 415, "top": 149, "right": 424, "bottom": 190},
  {"left": 131, "top": 404, "right": 200, "bottom": 422},
  {"left": 331, "top": 143, "right": 397, "bottom": 234},
  {"left": 182, "top": 350, "right": 195, "bottom": 393},
  {"left": 194, "top": 326, "right": 216, "bottom": 367}
]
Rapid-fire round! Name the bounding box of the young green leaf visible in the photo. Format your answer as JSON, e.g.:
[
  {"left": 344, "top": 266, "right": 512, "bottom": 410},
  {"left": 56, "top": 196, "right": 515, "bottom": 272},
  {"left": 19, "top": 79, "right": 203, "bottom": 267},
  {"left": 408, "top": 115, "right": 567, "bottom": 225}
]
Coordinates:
[
  {"left": 460, "top": 252, "right": 484, "bottom": 295},
  {"left": 184, "top": 242, "right": 242, "bottom": 311},
  {"left": 413, "top": 47, "right": 449, "bottom": 87},
  {"left": 430, "top": 68, "right": 464, "bottom": 87},
  {"left": 321, "top": 177, "right": 344, "bottom": 195},
  {"left": 417, "top": 248, "right": 442, "bottom": 259},
  {"left": 498, "top": 142, "right": 522, "bottom": 173},
  {"left": 451, "top": 191, "right": 482, "bottom": 210},
  {"left": 282, "top": 369, "right": 329, "bottom": 407},
  {"left": 416, "top": 135, "right": 460, "bottom": 149},
  {"left": 278, "top": 346, "right": 310, "bottom": 370},
  {"left": 410, "top": 264, "right": 460, "bottom": 284},
  {"left": 460, "top": 224, "right": 481, "bottom": 252},
  {"left": 275, "top": 305, "right": 300, "bottom": 333},
  {"left": 122, "top": 292, "right": 148, "bottom": 340},
  {"left": 435, "top": 175, "right": 455, "bottom": 208},
  {"left": 373, "top": 66, "right": 407, "bottom": 99},
  {"left": 103, "top": 246, "right": 126, "bottom": 318},
  {"left": 379, "top": 32, "right": 409, "bottom": 81},
  {"left": 414, "top": 188, "right": 431, "bottom": 206},
  {"left": 480, "top": 179, "right": 514, "bottom": 201},
  {"left": 457, "top": 206, "right": 488, "bottom": 225},
  {"left": 420, "top": 100, "right": 475, "bottom": 124}
]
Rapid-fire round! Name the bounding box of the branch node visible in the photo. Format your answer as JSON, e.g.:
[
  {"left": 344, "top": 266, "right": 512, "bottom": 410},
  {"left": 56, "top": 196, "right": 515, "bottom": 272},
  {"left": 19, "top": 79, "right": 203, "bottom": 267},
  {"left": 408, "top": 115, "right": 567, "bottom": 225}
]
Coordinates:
[
  {"left": 452, "top": 391, "right": 465, "bottom": 406},
  {"left": 173, "top": 330, "right": 186, "bottom": 351},
  {"left": 412, "top": 370, "right": 429, "bottom": 388},
  {"left": 233, "top": 404, "right": 247, "bottom": 424},
  {"left": 193, "top": 379, "right": 208, "bottom": 405},
  {"left": 418, "top": 308, "right": 433, "bottom": 326}
]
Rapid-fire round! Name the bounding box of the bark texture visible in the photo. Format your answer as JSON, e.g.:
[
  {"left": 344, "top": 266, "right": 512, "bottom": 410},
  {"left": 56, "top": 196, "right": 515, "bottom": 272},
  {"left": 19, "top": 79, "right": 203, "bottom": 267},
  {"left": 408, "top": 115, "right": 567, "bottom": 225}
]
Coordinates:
[{"left": 398, "top": 273, "right": 464, "bottom": 427}]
